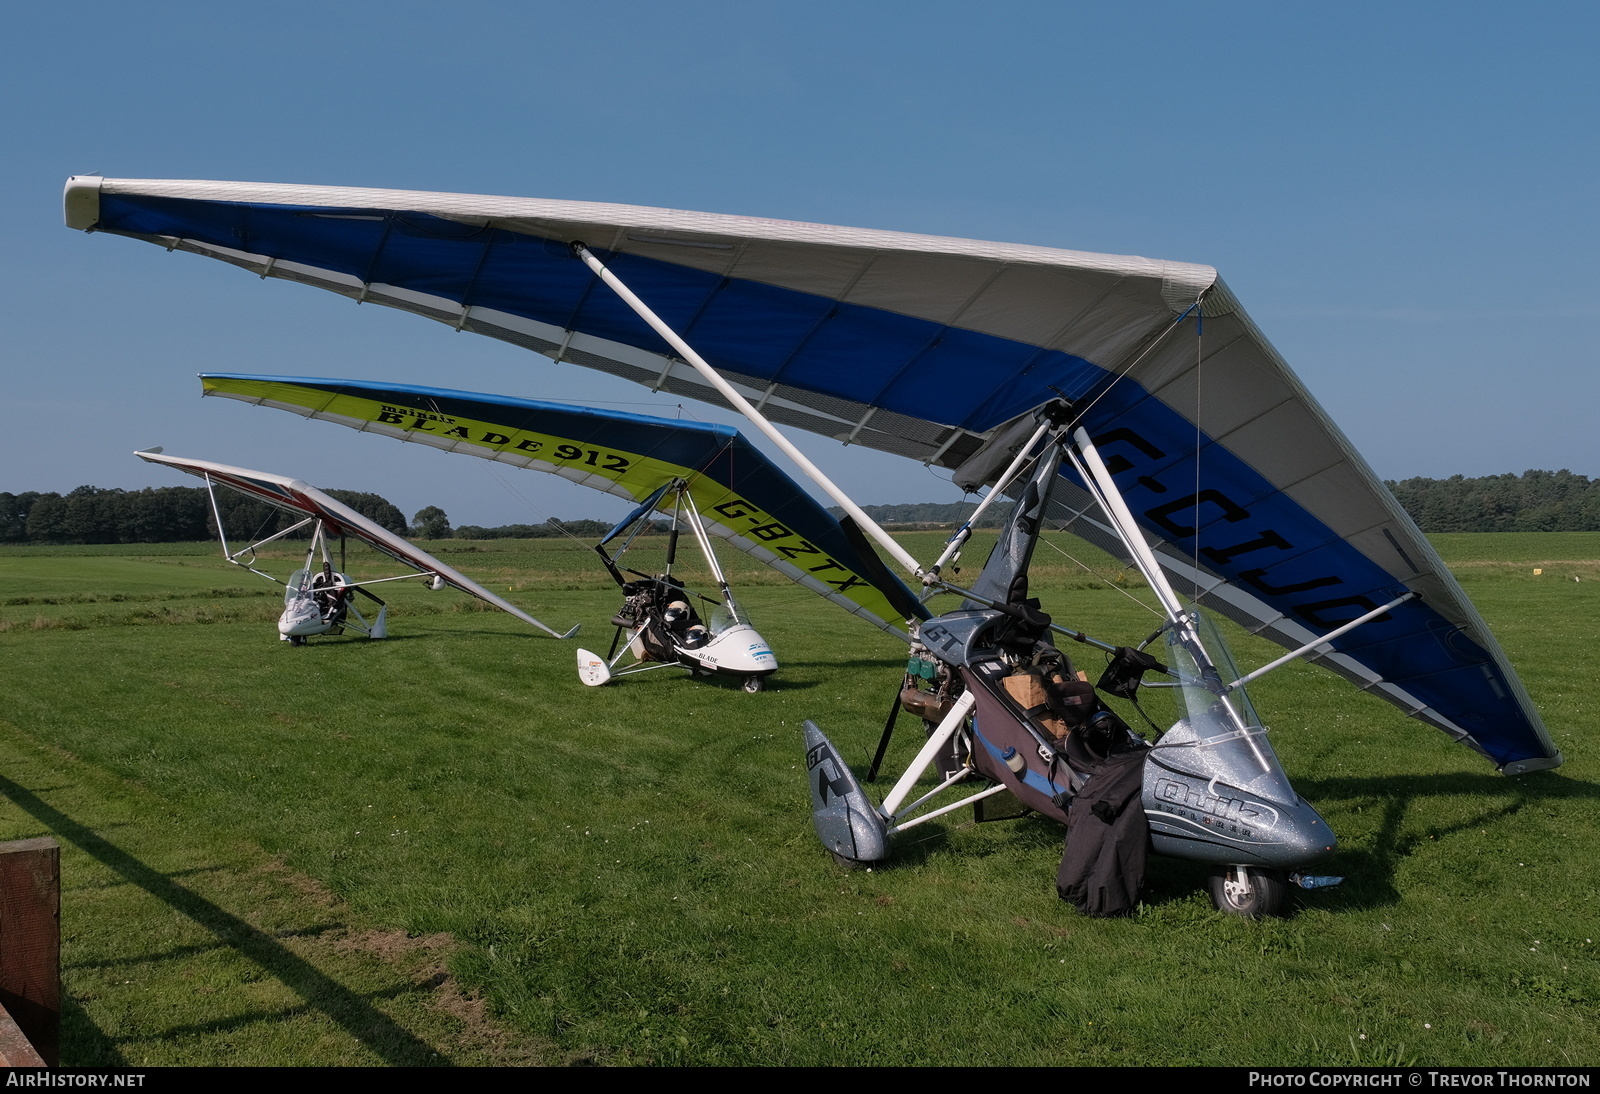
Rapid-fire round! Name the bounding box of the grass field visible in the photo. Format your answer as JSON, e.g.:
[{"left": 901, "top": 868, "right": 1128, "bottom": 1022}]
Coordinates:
[{"left": 0, "top": 532, "right": 1595, "bottom": 1066}]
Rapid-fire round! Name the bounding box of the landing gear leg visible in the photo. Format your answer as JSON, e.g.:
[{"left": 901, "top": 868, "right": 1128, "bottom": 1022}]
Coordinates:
[{"left": 1209, "top": 865, "right": 1288, "bottom": 918}]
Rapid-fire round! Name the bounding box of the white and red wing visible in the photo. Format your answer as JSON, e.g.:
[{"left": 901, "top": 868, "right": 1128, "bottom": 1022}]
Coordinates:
[{"left": 136, "top": 449, "right": 577, "bottom": 638}]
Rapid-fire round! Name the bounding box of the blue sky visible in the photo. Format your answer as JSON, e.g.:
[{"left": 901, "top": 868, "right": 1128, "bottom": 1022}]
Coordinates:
[{"left": 4, "top": 2, "right": 1596, "bottom": 526}]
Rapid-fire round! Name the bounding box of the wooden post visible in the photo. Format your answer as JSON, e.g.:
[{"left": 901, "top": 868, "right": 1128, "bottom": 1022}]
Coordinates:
[{"left": 0, "top": 837, "right": 60, "bottom": 1066}]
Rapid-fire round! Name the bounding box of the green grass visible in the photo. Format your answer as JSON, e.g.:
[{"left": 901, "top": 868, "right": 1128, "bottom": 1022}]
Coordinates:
[
  {"left": 0, "top": 721, "right": 547, "bottom": 1066},
  {"left": 0, "top": 533, "right": 1595, "bottom": 1065}
]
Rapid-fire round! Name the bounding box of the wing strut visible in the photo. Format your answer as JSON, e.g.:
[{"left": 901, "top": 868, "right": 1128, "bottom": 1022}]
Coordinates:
[
  {"left": 1066, "top": 426, "right": 1270, "bottom": 767},
  {"left": 1064, "top": 426, "right": 1418, "bottom": 766},
  {"left": 571, "top": 242, "right": 926, "bottom": 585},
  {"left": 926, "top": 412, "right": 1059, "bottom": 579},
  {"left": 679, "top": 487, "right": 745, "bottom": 626},
  {"left": 200, "top": 470, "right": 313, "bottom": 585}
]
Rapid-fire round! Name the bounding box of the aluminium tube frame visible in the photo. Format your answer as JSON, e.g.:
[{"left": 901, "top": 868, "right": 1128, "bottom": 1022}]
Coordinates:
[
  {"left": 1067, "top": 427, "right": 1268, "bottom": 766},
  {"left": 879, "top": 690, "right": 978, "bottom": 820},
  {"left": 1069, "top": 427, "right": 1416, "bottom": 697},
  {"left": 1226, "top": 590, "right": 1419, "bottom": 693},
  {"left": 927, "top": 413, "right": 1059, "bottom": 577},
  {"left": 678, "top": 488, "right": 744, "bottom": 624},
  {"left": 870, "top": 689, "right": 1018, "bottom": 835},
  {"left": 571, "top": 242, "right": 926, "bottom": 584}
]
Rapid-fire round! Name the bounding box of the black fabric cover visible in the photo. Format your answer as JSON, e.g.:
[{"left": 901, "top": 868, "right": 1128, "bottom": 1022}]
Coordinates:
[
  {"left": 1056, "top": 747, "right": 1150, "bottom": 917},
  {"left": 1096, "top": 646, "right": 1163, "bottom": 701}
]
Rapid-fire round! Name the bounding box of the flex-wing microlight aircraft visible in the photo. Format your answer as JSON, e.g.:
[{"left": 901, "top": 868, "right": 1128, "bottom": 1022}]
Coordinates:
[
  {"left": 806, "top": 406, "right": 1359, "bottom": 915},
  {"left": 581, "top": 478, "right": 777, "bottom": 691},
  {"left": 190, "top": 375, "right": 926, "bottom": 690},
  {"left": 137, "top": 449, "right": 579, "bottom": 644},
  {"left": 77, "top": 177, "right": 1559, "bottom": 912}
]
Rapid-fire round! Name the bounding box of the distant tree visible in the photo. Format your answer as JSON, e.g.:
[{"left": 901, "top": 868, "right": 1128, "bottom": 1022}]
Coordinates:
[
  {"left": 0, "top": 491, "right": 44, "bottom": 542},
  {"left": 828, "top": 501, "right": 999, "bottom": 527},
  {"left": 450, "top": 518, "right": 620, "bottom": 540},
  {"left": 1385, "top": 470, "right": 1600, "bottom": 533},
  {"left": 545, "top": 518, "right": 611, "bottom": 538},
  {"left": 412, "top": 506, "right": 452, "bottom": 539},
  {"left": 23, "top": 493, "right": 67, "bottom": 543},
  {"left": 209, "top": 489, "right": 294, "bottom": 542},
  {"left": 455, "top": 523, "right": 539, "bottom": 540},
  {"left": 57, "top": 486, "right": 124, "bottom": 544},
  {"left": 123, "top": 486, "right": 211, "bottom": 542}
]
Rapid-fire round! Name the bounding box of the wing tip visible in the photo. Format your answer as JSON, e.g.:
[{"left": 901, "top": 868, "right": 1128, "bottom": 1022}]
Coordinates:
[
  {"left": 64, "top": 175, "right": 104, "bottom": 231},
  {"left": 1502, "top": 751, "right": 1563, "bottom": 777}
]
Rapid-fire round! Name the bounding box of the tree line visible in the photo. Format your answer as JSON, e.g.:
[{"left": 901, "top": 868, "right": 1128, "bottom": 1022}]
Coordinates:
[
  {"left": 8, "top": 469, "right": 1600, "bottom": 545},
  {"left": 834, "top": 501, "right": 1004, "bottom": 528},
  {"left": 0, "top": 487, "right": 613, "bottom": 545},
  {"left": 846, "top": 471, "right": 1600, "bottom": 535},
  {"left": 1, "top": 485, "right": 409, "bottom": 545},
  {"left": 405, "top": 505, "right": 617, "bottom": 541},
  {"left": 1383, "top": 470, "right": 1600, "bottom": 533}
]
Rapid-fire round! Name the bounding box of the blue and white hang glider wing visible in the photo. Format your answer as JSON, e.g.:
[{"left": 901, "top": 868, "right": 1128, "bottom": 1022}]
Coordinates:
[
  {"left": 136, "top": 449, "right": 577, "bottom": 638},
  {"left": 71, "top": 177, "right": 1558, "bottom": 772}
]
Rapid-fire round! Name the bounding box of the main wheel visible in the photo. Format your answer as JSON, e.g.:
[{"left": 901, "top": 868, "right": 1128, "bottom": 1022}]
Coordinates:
[
  {"left": 743, "top": 675, "right": 766, "bottom": 694},
  {"left": 1208, "top": 865, "right": 1288, "bottom": 918}
]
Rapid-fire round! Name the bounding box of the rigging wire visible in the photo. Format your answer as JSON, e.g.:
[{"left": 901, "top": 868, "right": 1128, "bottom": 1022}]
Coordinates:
[
  {"left": 1043, "top": 294, "right": 1210, "bottom": 622},
  {"left": 1064, "top": 297, "right": 1201, "bottom": 433},
  {"left": 469, "top": 432, "right": 748, "bottom": 590},
  {"left": 1191, "top": 299, "right": 1204, "bottom": 612},
  {"left": 1033, "top": 532, "right": 1164, "bottom": 619},
  {"left": 402, "top": 386, "right": 700, "bottom": 550},
  {"left": 477, "top": 461, "right": 599, "bottom": 548}
]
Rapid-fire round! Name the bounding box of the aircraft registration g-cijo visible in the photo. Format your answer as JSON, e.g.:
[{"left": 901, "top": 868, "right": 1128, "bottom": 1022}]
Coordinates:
[
  {"left": 75, "top": 177, "right": 1559, "bottom": 915},
  {"left": 136, "top": 449, "right": 579, "bottom": 644},
  {"left": 189, "top": 375, "right": 928, "bottom": 691}
]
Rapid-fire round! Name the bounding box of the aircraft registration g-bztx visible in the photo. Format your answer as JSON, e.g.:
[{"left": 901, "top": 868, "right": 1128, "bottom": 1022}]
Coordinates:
[
  {"left": 137, "top": 449, "right": 580, "bottom": 644},
  {"left": 73, "top": 176, "right": 1559, "bottom": 913}
]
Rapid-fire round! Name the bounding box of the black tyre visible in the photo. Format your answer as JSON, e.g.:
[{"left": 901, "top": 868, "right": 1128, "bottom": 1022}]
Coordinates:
[
  {"left": 743, "top": 675, "right": 766, "bottom": 694},
  {"left": 830, "top": 850, "right": 872, "bottom": 871},
  {"left": 1208, "top": 865, "right": 1288, "bottom": 918}
]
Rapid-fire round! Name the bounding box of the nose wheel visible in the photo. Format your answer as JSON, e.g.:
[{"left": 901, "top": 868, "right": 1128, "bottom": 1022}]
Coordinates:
[
  {"left": 1209, "top": 865, "right": 1288, "bottom": 918},
  {"left": 743, "top": 675, "right": 766, "bottom": 694}
]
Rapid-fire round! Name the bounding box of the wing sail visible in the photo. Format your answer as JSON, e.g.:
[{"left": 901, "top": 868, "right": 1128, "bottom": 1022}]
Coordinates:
[
  {"left": 197, "top": 375, "right": 927, "bottom": 636},
  {"left": 135, "top": 449, "right": 576, "bottom": 638},
  {"left": 75, "top": 178, "right": 1554, "bottom": 770},
  {"left": 600, "top": 481, "right": 675, "bottom": 547}
]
